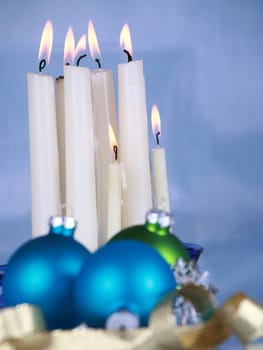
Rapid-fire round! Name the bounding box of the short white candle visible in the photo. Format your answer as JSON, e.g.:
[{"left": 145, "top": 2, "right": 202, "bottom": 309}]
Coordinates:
[
  {"left": 63, "top": 27, "right": 98, "bottom": 251},
  {"left": 151, "top": 104, "right": 170, "bottom": 212},
  {"left": 27, "top": 21, "right": 60, "bottom": 237},
  {"left": 118, "top": 24, "right": 152, "bottom": 228},
  {"left": 107, "top": 124, "right": 122, "bottom": 240},
  {"left": 88, "top": 21, "right": 118, "bottom": 245}
]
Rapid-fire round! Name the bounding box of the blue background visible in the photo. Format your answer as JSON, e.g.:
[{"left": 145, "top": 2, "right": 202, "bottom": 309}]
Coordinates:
[{"left": 0, "top": 1, "right": 263, "bottom": 348}]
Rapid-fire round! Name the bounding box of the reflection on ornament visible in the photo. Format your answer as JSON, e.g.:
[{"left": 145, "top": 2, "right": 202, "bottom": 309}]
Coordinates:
[
  {"left": 74, "top": 240, "right": 176, "bottom": 328},
  {"left": 3, "top": 216, "right": 91, "bottom": 330},
  {"left": 110, "top": 209, "right": 190, "bottom": 267}
]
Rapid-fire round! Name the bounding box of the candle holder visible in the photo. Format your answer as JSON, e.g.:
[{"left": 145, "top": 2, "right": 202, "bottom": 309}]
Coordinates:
[{"left": 183, "top": 242, "right": 203, "bottom": 264}]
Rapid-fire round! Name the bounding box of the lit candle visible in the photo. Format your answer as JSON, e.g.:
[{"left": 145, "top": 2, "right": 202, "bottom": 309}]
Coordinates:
[
  {"left": 118, "top": 24, "right": 152, "bottom": 228},
  {"left": 88, "top": 21, "right": 118, "bottom": 245},
  {"left": 27, "top": 20, "right": 60, "bottom": 237},
  {"left": 56, "top": 34, "right": 87, "bottom": 215},
  {"left": 151, "top": 104, "right": 170, "bottom": 211},
  {"left": 56, "top": 76, "right": 65, "bottom": 214},
  {"left": 63, "top": 26, "right": 98, "bottom": 251},
  {"left": 107, "top": 124, "right": 122, "bottom": 240}
]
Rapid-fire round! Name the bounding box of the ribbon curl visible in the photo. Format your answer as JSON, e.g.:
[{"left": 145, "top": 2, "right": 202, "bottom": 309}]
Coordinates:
[{"left": 0, "top": 284, "right": 263, "bottom": 349}]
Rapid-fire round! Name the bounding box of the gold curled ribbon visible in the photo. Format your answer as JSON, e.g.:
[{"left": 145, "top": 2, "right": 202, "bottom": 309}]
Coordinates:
[
  {"left": 0, "top": 304, "right": 45, "bottom": 343},
  {"left": 0, "top": 285, "right": 263, "bottom": 349},
  {"left": 149, "top": 284, "right": 263, "bottom": 349}
]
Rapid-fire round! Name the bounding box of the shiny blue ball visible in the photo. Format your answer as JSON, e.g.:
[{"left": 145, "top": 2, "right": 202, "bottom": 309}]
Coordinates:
[
  {"left": 74, "top": 240, "right": 176, "bottom": 328},
  {"left": 3, "top": 234, "right": 90, "bottom": 330}
]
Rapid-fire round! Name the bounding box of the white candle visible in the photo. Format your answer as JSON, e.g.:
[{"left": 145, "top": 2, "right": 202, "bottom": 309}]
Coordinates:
[
  {"left": 55, "top": 76, "right": 66, "bottom": 214},
  {"left": 56, "top": 34, "right": 87, "bottom": 216},
  {"left": 63, "top": 27, "right": 98, "bottom": 251},
  {"left": 88, "top": 21, "right": 118, "bottom": 245},
  {"left": 107, "top": 125, "right": 122, "bottom": 240},
  {"left": 151, "top": 104, "right": 170, "bottom": 212},
  {"left": 118, "top": 24, "right": 152, "bottom": 228},
  {"left": 27, "top": 21, "right": 60, "bottom": 237}
]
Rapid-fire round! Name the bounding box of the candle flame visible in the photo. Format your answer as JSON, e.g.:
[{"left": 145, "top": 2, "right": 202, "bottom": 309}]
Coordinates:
[
  {"left": 75, "top": 34, "right": 86, "bottom": 61},
  {"left": 108, "top": 124, "right": 118, "bottom": 149},
  {"left": 88, "top": 21, "right": 101, "bottom": 59},
  {"left": 151, "top": 104, "right": 161, "bottom": 136},
  {"left": 64, "top": 26, "right": 75, "bottom": 65},
  {"left": 38, "top": 20, "right": 53, "bottom": 65},
  {"left": 120, "top": 23, "right": 133, "bottom": 56}
]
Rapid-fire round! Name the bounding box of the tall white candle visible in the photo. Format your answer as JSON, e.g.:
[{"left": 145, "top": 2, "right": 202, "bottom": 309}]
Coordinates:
[
  {"left": 151, "top": 104, "right": 170, "bottom": 212},
  {"left": 27, "top": 21, "right": 60, "bottom": 237},
  {"left": 55, "top": 76, "right": 66, "bottom": 214},
  {"left": 118, "top": 24, "right": 152, "bottom": 228},
  {"left": 107, "top": 125, "right": 122, "bottom": 240},
  {"left": 63, "top": 27, "right": 98, "bottom": 251},
  {"left": 88, "top": 21, "right": 118, "bottom": 245},
  {"left": 56, "top": 34, "right": 87, "bottom": 216}
]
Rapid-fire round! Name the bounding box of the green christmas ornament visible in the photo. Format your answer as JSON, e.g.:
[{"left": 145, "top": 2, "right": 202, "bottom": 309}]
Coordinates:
[{"left": 110, "top": 209, "right": 190, "bottom": 267}]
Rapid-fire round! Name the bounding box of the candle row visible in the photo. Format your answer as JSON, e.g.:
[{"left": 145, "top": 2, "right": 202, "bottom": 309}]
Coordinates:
[{"left": 27, "top": 21, "right": 170, "bottom": 251}]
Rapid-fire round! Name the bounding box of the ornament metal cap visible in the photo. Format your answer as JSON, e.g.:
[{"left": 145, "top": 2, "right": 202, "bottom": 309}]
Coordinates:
[
  {"left": 158, "top": 211, "right": 173, "bottom": 228},
  {"left": 63, "top": 216, "right": 76, "bottom": 230},
  {"left": 49, "top": 216, "right": 63, "bottom": 234},
  {"left": 145, "top": 209, "right": 161, "bottom": 224},
  {"left": 48, "top": 216, "right": 77, "bottom": 237},
  {"left": 62, "top": 216, "right": 77, "bottom": 237}
]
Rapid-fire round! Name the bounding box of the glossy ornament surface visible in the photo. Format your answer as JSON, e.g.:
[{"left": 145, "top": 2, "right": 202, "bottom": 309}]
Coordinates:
[
  {"left": 110, "top": 210, "right": 190, "bottom": 267},
  {"left": 0, "top": 265, "right": 6, "bottom": 308},
  {"left": 3, "top": 216, "right": 90, "bottom": 330},
  {"left": 74, "top": 240, "right": 176, "bottom": 328}
]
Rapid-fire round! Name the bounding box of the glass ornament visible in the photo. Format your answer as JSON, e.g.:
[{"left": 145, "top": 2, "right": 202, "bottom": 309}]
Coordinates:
[
  {"left": 3, "top": 216, "right": 90, "bottom": 330},
  {"left": 74, "top": 240, "right": 176, "bottom": 328},
  {"left": 110, "top": 209, "right": 190, "bottom": 267},
  {"left": 0, "top": 264, "right": 6, "bottom": 309}
]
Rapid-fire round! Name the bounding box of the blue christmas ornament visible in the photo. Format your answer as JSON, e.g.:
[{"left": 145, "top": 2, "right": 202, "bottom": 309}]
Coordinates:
[
  {"left": 3, "top": 216, "right": 91, "bottom": 330},
  {"left": 0, "top": 265, "right": 6, "bottom": 309},
  {"left": 74, "top": 240, "right": 176, "bottom": 328}
]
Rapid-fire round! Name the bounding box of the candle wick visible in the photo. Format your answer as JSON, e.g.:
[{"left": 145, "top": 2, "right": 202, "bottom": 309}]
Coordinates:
[
  {"left": 76, "top": 54, "right": 87, "bottom": 67},
  {"left": 39, "top": 59, "right": 46, "bottom": 73},
  {"left": 113, "top": 145, "right": 118, "bottom": 161},
  {"left": 95, "top": 58, "right": 102, "bottom": 69},
  {"left": 156, "top": 132, "right": 160, "bottom": 146},
  {"left": 123, "top": 49, "right": 133, "bottom": 63}
]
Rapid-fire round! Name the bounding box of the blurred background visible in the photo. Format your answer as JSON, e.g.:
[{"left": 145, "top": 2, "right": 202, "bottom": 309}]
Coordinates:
[{"left": 0, "top": 1, "right": 263, "bottom": 347}]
